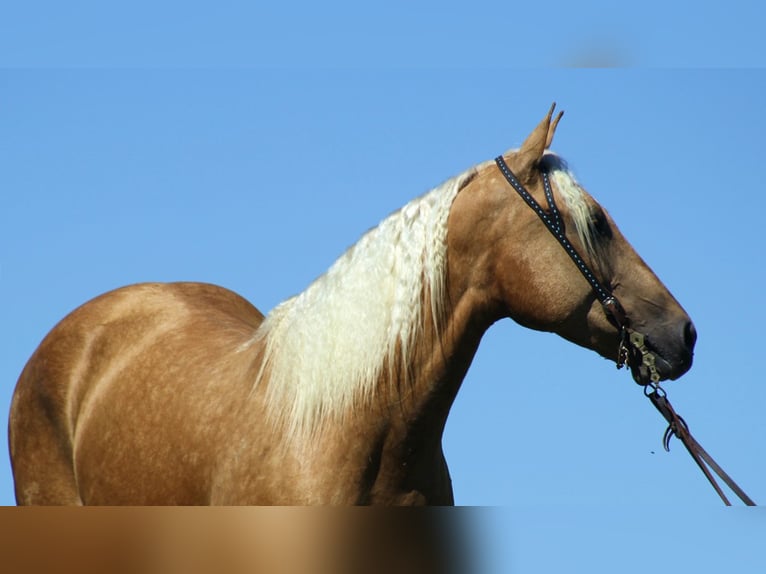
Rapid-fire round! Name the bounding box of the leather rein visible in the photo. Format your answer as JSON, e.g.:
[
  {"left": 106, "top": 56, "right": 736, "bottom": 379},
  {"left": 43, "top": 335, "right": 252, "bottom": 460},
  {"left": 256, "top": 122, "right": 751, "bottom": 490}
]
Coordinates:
[{"left": 495, "top": 155, "right": 755, "bottom": 506}]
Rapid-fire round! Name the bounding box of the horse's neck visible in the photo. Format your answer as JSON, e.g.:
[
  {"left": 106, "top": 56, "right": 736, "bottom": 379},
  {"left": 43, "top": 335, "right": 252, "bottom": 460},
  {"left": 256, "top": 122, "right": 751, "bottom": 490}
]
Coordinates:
[
  {"left": 365, "top": 286, "right": 489, "bottom": 445},
  {"left": 256, "top": 176, "right": 478, "bottom": 442}
]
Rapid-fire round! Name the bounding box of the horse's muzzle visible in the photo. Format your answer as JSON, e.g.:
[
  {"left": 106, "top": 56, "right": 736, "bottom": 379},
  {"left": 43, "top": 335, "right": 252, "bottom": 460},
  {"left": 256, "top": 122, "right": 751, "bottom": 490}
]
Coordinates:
[{"left": 641, "top": 319, "right": 696, "bottom": 383}]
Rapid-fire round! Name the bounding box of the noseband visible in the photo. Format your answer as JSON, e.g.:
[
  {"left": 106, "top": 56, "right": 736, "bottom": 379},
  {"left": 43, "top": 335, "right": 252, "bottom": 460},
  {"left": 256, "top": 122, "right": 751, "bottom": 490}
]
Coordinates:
[{"left": 494, "top": 155, "right": 755, "bottom": 506}]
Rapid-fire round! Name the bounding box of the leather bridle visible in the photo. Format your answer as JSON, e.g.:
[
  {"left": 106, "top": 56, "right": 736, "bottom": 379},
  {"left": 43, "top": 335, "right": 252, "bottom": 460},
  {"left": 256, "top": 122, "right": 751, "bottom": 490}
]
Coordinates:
[
  {"left": 495, "top": 155, "right": 755, "bottom": 506},
  {"left": 495, "top": 155, "right": 653, "bottom": 379}
]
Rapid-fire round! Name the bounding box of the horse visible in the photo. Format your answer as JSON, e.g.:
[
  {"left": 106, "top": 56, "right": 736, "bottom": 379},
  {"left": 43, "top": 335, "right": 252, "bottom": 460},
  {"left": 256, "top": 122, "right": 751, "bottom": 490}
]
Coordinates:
[{"left": 9, "top": 105, "right": 696, "bottom": 505}]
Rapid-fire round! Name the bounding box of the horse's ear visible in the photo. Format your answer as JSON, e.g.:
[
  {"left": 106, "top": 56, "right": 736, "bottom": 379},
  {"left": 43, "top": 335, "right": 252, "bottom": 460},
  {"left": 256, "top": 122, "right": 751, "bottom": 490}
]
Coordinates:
[
  {"left": 511, "top": 103, "right": 564, "bottom": 182},
  {"left": 546, "top": 105, "right": 564, "bottom": 149}
]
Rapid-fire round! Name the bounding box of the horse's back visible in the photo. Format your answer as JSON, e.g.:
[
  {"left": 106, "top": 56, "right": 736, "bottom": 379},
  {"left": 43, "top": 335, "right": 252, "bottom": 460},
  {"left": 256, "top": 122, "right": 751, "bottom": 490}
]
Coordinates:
[{"left": 9, "top": 282, "right": 265, "bottom": 505}]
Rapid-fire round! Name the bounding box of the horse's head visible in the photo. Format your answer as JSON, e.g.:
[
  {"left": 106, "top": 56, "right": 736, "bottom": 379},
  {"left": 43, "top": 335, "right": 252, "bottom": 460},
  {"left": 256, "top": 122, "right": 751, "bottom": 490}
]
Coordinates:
[{"left": 449, "top": 105, "right": 695, "bottom": 384}]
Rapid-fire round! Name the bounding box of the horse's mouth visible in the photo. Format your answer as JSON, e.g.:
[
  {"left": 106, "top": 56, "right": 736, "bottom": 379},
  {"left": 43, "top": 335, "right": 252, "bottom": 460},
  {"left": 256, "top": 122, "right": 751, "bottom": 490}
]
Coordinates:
[
  {"left": 627, "top": 342, "right": 692, "bottom": 385},
  {"left": 628, "top": 357, "right": 667, "bottom": 385}
]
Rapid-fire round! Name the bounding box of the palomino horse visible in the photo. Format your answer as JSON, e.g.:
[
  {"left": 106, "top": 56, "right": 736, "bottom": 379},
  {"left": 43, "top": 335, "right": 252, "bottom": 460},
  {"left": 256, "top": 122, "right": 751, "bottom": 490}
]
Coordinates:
[{"left": 9, "top": 105, "right": 695, "bottom": 505}]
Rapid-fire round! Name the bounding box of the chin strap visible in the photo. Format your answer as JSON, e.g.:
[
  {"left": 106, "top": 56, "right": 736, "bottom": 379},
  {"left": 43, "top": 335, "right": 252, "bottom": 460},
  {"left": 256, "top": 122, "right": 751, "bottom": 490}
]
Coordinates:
[{"left": 644, "top": 384, "right": 755, "bottom": 506}]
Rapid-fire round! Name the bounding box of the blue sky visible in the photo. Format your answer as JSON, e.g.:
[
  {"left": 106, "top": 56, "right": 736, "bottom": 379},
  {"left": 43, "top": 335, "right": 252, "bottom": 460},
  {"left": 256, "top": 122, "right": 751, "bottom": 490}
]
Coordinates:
[
  {"left": 1, "top": 1, "right": 765, "bottom": 67},
  {"left": 2, "top": 2, "right": 766, "bottom": 572}
]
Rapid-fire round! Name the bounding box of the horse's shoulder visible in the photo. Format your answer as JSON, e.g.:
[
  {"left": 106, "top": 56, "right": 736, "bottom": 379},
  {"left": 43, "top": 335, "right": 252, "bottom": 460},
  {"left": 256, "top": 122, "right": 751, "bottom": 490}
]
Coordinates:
[
  {"left": 47, "top": 282, "right": 262, "bottom": 335},
  {"left": 165, "top": 281, "right": 265, "bottom": 327},
  {"left": 108, "top": 281, "right": 265, "bottom": 327}
]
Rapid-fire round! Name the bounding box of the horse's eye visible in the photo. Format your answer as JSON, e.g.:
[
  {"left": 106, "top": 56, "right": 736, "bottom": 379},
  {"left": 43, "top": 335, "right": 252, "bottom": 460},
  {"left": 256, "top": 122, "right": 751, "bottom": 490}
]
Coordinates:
[{"left": 591, "top": 209, "right": 612, "bottom": 239}]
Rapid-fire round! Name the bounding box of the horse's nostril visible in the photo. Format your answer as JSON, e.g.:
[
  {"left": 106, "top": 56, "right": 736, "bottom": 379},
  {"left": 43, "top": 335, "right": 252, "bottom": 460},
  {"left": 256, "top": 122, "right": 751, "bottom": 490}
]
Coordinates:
[{"left": 683, "top": 320, "right": 697, "bottom": 350}]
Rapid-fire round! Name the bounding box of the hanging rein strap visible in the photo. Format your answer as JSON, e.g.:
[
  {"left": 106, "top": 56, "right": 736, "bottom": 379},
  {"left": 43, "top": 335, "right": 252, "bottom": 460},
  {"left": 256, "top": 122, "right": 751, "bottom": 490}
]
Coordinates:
[
  {"left": 495, "top": 155, "right": 756, "bottom": 506},
  {"left": 645, "top": 385, "right": 755, "bottom": 506}
]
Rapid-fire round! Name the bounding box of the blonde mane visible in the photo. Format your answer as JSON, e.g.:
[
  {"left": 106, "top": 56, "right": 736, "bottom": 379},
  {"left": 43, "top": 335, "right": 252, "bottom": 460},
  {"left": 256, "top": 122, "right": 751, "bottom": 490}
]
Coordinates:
[
  {"left": 252, "top": 152, "right": 598, "bottom": 439},
  {"left": 252, "top": 170, "right": 476, "bottom": 437}
]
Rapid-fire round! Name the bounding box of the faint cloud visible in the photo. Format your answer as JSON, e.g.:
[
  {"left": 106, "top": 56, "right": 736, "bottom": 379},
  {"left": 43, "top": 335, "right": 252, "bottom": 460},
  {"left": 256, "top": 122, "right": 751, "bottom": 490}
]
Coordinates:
[{"left": 555, "top": 36, "right": 636, "bottom": 68}]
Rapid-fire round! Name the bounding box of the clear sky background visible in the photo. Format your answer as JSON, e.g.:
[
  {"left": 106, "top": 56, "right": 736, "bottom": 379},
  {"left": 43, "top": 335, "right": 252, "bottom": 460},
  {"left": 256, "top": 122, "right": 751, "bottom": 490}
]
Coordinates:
[{"left": 2, "top": 1, "right": 765, "bottom": 572}]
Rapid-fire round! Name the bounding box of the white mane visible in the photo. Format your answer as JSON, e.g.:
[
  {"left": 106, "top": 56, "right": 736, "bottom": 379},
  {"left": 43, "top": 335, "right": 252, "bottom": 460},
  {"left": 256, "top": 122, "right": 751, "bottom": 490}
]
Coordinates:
[{"left": 253, "top": 170, "right": 475, "bottom": 437}]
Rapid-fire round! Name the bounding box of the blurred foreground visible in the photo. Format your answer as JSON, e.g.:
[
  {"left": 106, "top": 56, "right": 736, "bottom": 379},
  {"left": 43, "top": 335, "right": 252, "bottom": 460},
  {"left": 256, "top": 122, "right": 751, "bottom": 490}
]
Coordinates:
[{"left": 0, "top": 507, "right": 481, "bottom": 574}]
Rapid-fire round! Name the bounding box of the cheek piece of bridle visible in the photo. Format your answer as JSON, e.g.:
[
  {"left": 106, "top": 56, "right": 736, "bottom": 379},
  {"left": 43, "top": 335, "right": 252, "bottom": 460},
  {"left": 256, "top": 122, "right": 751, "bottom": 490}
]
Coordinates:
[{"left": 495, "top": 155, "right": 755, "bottom": 506}]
